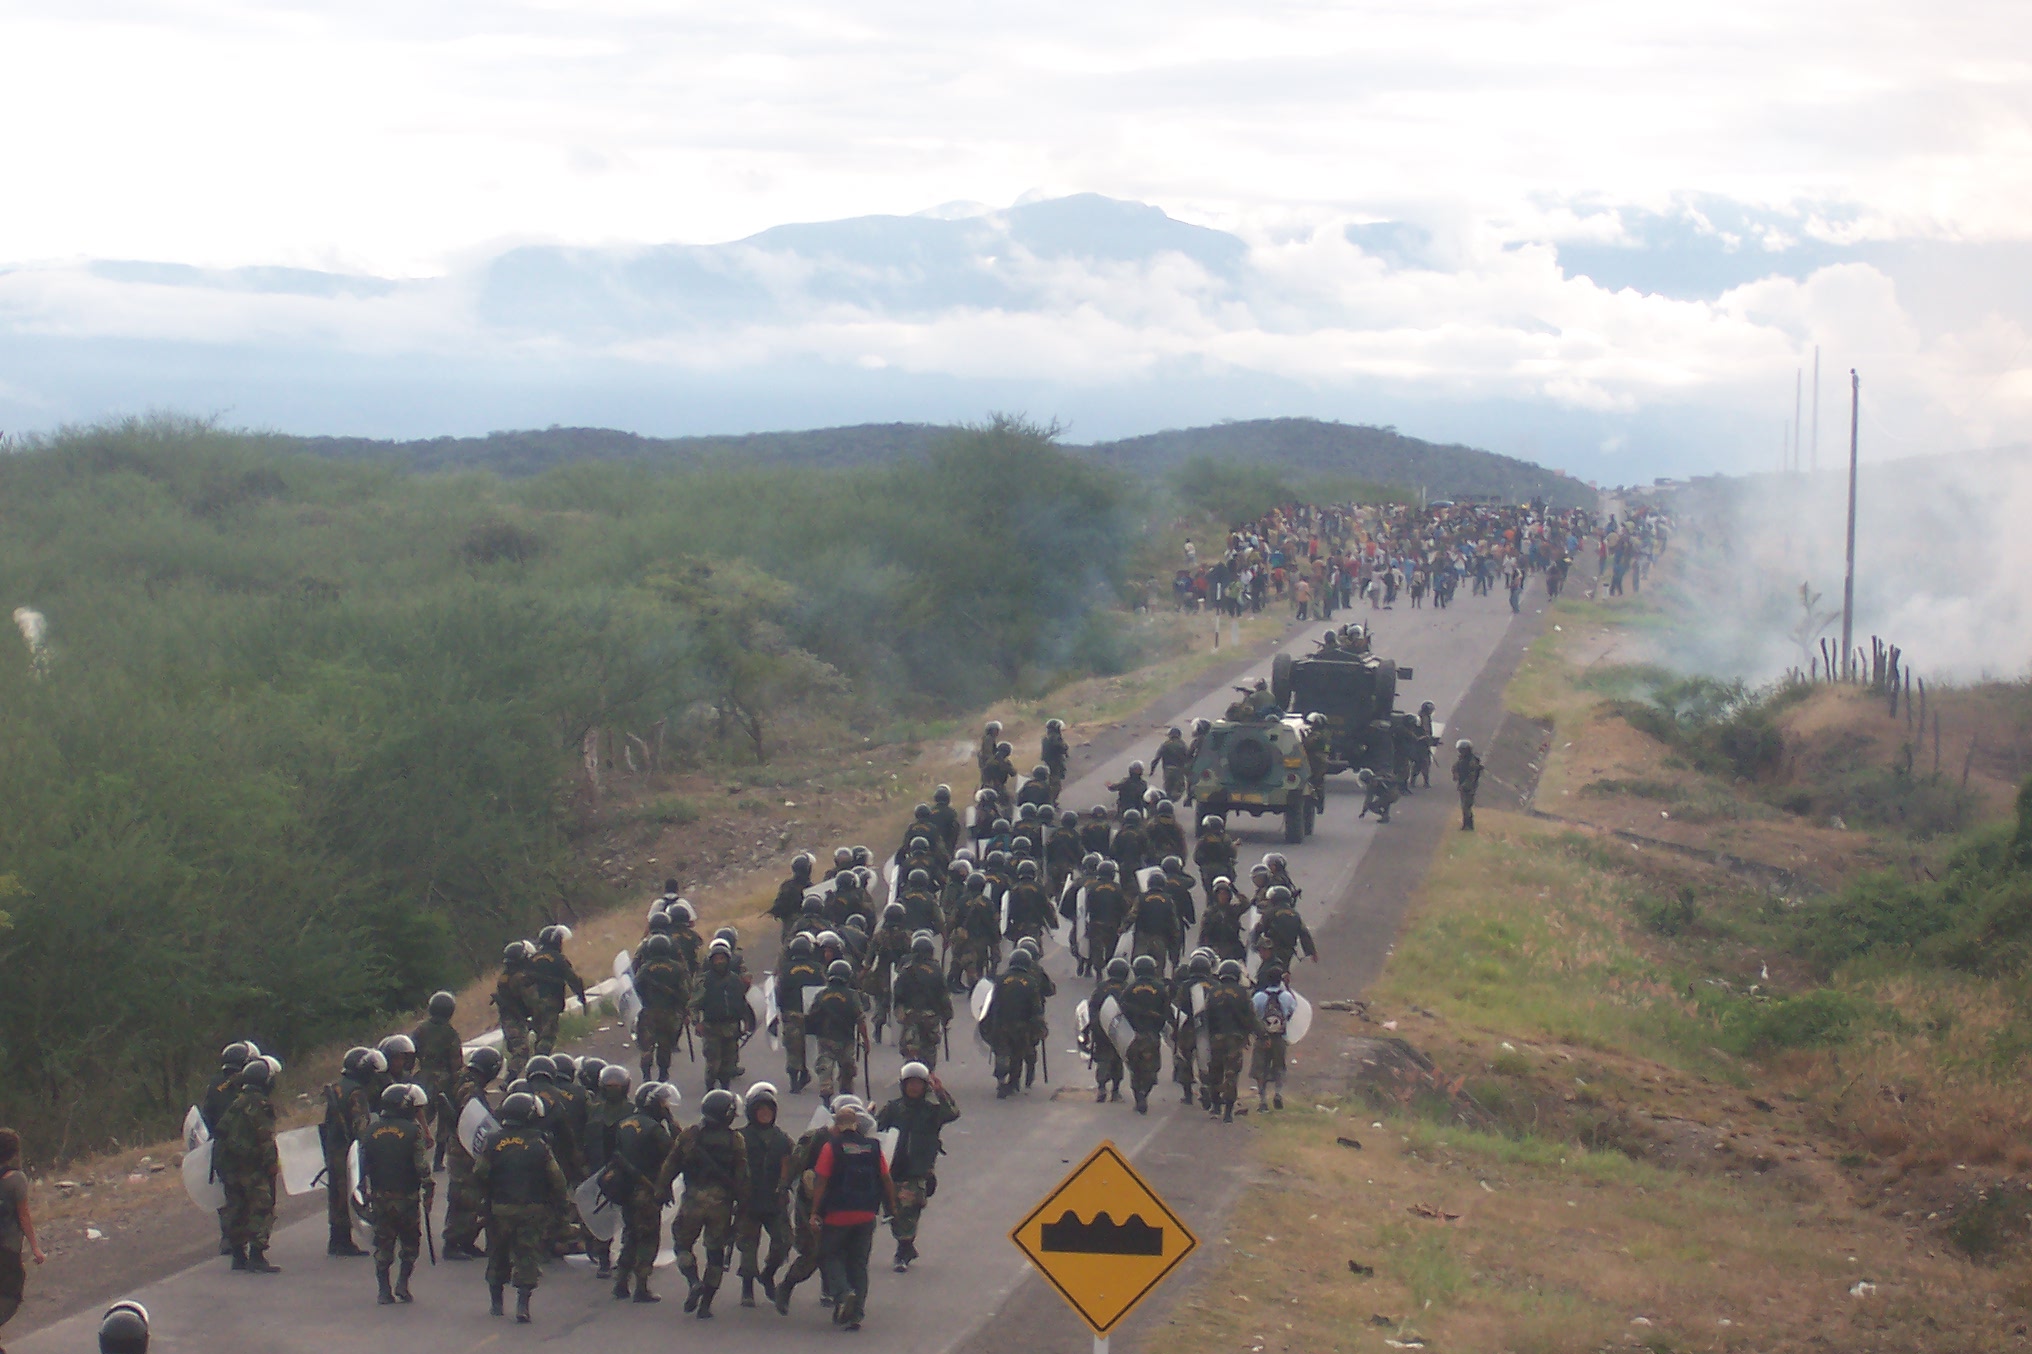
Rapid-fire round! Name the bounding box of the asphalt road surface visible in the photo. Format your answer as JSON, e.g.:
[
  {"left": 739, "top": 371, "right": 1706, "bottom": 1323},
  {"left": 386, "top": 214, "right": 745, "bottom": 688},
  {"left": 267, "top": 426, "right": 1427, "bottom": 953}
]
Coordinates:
[{"left": 18, "top": 591, "right": 1535, "bottom": 1354}]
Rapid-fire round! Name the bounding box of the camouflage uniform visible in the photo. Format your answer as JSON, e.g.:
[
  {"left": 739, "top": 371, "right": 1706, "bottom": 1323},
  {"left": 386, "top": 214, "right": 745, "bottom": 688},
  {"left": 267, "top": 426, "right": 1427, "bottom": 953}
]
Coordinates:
[
  {"left": 805, "top": 983, "right": 863, "bottom": 1100},
  {"left": 875, "top": 1086, "right": 960, "bottom": 1259},
  {"left": 632, "top": 951, "right": 688, "bottom": 1081},
  {"left": 361, "top": 1111, "right": 433, "bottom": 1300},
  {"left": 777, "top": 954, "right": 823, "bottom": 1087},
  {"left": 442, "top": 1072, "right": 493, "bottom": 1256},
  {"left": 1202, "top": 980, "right": 1254, "bottom": 1110},
  {"left": 1119, "top": 975, "right": 1171, "bottom": 1105},
  {"left": 408, "top": 1013, "right": 464, "bottom": 1161},
  {"left": 661, "top": 1123, "right": 749, "bottom": 1300},
  {"left": 493, "top": 963, "right": 536, "bottom": 1077},
  {"left": 690, "top": 961, "right": 753, "bottom": 1091},
  {"left": 603, "top": 1110, "right": 673, "bottom": 1295},
  {"left": 525, "top": 947, "right": 588, "bottom": 1057},
  {"left": 735, "top": 1115, "right": 795, "bottom": 1298},
  {"left": 891, "top": 960, "right": 952, "bottom": 1072},
  {"left": 213, "top": 1085, "right": 280, "bottom": 1253},
  {"left": 321, "top": 1070, "right": 376, "bottom": 1252},
  {"left": 474, "top": 1123, "right": 568, "bottom": 1296}
]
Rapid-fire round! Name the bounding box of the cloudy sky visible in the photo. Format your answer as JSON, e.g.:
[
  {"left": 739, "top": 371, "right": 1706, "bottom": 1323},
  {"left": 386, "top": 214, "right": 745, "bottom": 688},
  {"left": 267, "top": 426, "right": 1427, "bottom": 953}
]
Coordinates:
[{"left": 2, "top": 0, "right": 2028, "bottom": 479}]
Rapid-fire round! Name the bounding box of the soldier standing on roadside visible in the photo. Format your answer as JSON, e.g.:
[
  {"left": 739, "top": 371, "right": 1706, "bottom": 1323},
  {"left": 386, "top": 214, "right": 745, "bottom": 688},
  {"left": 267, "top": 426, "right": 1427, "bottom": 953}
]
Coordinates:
[
  {"left": 361, "top": 1084, "right": 433, "bottom": 1306},
  {"left": 1453, "top": 738, "right": 1483, "bottom": 830},
  {"left": 410, "top": 993, "right": 463, "bottom": 1172},
  {"left": 214, "top": 1057, "right": 284, "bottom": 1274},
  {"left": 441, "top": 1045, "right": 501, "bottom": 1262},
  {"left": 474, "top": 1092, "right": 568, "bottom": 1324}
]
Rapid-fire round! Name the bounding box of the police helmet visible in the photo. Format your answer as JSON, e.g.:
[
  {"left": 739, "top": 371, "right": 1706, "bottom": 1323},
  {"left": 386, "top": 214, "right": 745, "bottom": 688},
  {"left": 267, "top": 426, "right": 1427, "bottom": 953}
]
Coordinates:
[
  {"left": 1017, "top": 803, "right": 1037, "bottom": 821},
  {"left": 1307, "top": 713, "right": 1329, "bottom": 728},
  {"left": 1046, "top": 718, "right": 1064, "bottom": 732},
  {"left": 98, "top": 1301, "right": 150, "bottom": 1354},
  {"left": 1011, "top": 839, "right": 1033, "bottom": 857},
  {"left": 1104, "top": 957, "right": 1132, "bottom": 981},
  {"left": 986, "top": 850, "right": 1008, "bottom": 870},
  {"left": 899, "top": 1061, "right": 931, "bottom": 1089},
  {"left": 538, "top": 924, "right": 572, "bottom": 950},
  {"left": 1017, "top": 936, "right": 1042, "bottom": 959},
  {"left": 1456, "top": 739, "right": 1474, "bottom": 752},
  {"left": 831, "top": 1094, "right": 865, "bottom": 1115},
  {"left": 1210, "top": 875, "right": 1234, "bottom": 895},
  {"left": 1192, "top": 718, "right": 1210, "bottom": 735},
  {"left": 1121, "top": 808, "right": 1143, "bottom": 826},
  {"left": 1357, "top": 767, "right": 1375, "bottom": 782},
  {"left": 1201, "top": 815, "right": 1224, "bottom": 832},
  {"left": 599, "top": 1064, "right": 632, "bottom": 1093},
  {"left": 933, "top": 785, "right": 952, "bottom": 804},
  {"left": 502, "top": 940, "right": 533, "bottom": 965},
  {"left": 908, "top": 868, "right": 930, "bottom": 888},
  {"left": 524, "top": 1055, "right": 556, "bottom": 1080},
  {"left": 991, "top": 818, "right": 1011, "bottom": 835},
  {"left": 827, "top": 959, "right": 853, "bottom": 983},
  {"left": 995, "top": 742, "right": 1012, "bottom": 758},
  {"left": 985, "top": 720, "right": 1002, "bottom": 735},
  {"left": 911, "top": 934, "right": 936, "bottom": 958},
  {"left": 1266, "top": 853, "right": 1288, "bottom": 870},
  {"left": 1031, "top": 764, "right": 1050, "bottom": 780},
  {"left": 1008, "top": 949, "right": 1033, "bottom": 971},
  {"left": 793, "top": 851, "right": 815, "bottom": 875},
  {"left": 1090, "top": 805, "right": 1109, "bottom": 819},
  {"left": 466, "top": 1045, "right": 504, "bottom": 1080},
  {"left": 1189, "top": 951, "right": 1213, "bottom": 976},
  {"left": 1156, "top": 800, "right": 1176, "bottom": 818},
  {"left": 1162, "top": 855, "right": 1183, "bottom": 872},
  {"left": 789, "top": 933, "right": 815, "bottom": 957},
  {"left": 644, "top": 932, "right": 675, "bottom": 958},
  {"left": 1131, "top": 955, "right": 1158, "bottom": 978},
  {"left": 1061, "top": 811, "right": 1080, "bottom": 829},
  {"left": 1097, "top": 860, "right": 1119, "bottom": 879},
  {"left": 801, "top": 891, "right": 827, "bottom": 912},
  {"left": 1217, "top": 959, "right": 1246, "bottom": 982},
  {"left": 834, "top": 846, "right": 854, "bottom": 865},
  {"left": 1016, "top": 859, "right": 1039, "bottom": 879},
  {"left": 377, "top": 1034, "right": 415, "bottom": 1061},
  {"left": 700, "top": 1088, "right": 739, "bottom": 1126},
  {"left": 219, "top": 1041, "right": 257, "bottom": 1070},
  {"left": 1266, "top": 885, "right": 1294, "bottom": 905},
  {"left": 708, "top": 938, "right": 734, "bottom": 961},
  {"left": 499, "top": 1092, "right": 543, "bottom": 1125},
  {"left": 576, "top": 1057, "right": 607, "bottom": 1091},
  {"left": 379, "top": 1082, "right": 426, "bottom": 1115},
  {"left": 1254, "top": 677, "right": 1268, "bottom": 691},
  {"left": 817, "top": 929, "right": 843, "bottom": 950},
  {"left": 427, "top": 990, "right": 456, "bottom": 1020},
  {"left": 341, "top": 1046, "right": 381, "bottom": 1077},
  {"left": 1128, "top": 760, "right": 1145, "bottom": 776},
  {"left": 671, "top": 900, "right": 698, "bottom": 924},
  {"left": 238, "top": 1058, "right": 275, "bottom": 1089},
  {"left": 883, "top": 903, "right": 907, "bottom": 925},
  {"left": 261, "top": 1054, "right": 284, "bottom": 1080},
  {"left": 914, "top": 803, "right": 932, "bottom": 820},
  {"left": 1250, "top": 862, "right": 1271, "bottom": 877},
  {"left": 977, "top": 788, "right": 997, "bottom": 805},
  {"left": 1420, "top": 700, "right": 1435, "bottom": 713},
  {"left": 951, "top": 858, "right": 973, "bottom": 876},
  {"left": 634, "top": 1082, "right": 681, "bottom": 1114},
  {"left": 964, "top": 874, "right": 987, "bottom": 893}
]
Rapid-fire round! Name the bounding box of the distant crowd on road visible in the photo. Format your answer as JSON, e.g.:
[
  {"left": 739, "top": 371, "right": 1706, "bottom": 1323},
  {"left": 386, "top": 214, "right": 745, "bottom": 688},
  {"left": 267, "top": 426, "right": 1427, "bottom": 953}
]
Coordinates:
[{"left": 1173, "top": 498, "right": 1671, "bottom": 618}]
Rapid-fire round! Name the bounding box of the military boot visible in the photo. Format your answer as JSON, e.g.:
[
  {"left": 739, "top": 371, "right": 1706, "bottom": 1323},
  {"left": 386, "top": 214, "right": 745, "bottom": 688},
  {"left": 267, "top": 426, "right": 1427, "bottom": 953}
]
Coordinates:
[
  {"left": 377, "top": 1263, "right": 396, "bottom": 1304},
  {"left": 611, "top": 1272, "right": 632, "bottom": 1300},
  {"left": 682, "top": 1271, "right": 703, "bottom": 1313},
  {"left": 760, "top": 1264, "right": 780, "bottom": 1302},
  {"left": 230, "top": 1244, "right": 248, "bottom": 1271},
  {"left": 395, "top": 1259, "right": 415, "bottom": 1303},
  {"left": 632, "top": 1281, "right": 661, "bottom": 1304},
  {"left": 1133, "top": 1092, "right": 1148, "bottom": 1114},
  {"left": 593, "top": 1240, "right": 612, "bottom": 1279},
  {"left": 1222, "top": 1099, "right": 1235, "bottom": 1124},
  {"left": 1274, "top": 1092, "right": 1284, "bottom": 1110},
  {"left": 515, "top": 1286, "right": 533, "bottom": 1324},
  {"left": 773, "top": 1275, "right": 799, "bottom": 1315},
  {"left": 246, "top": 1246, "right": 281, "bottom": 1275},
  {"left": 1094, "top": 1085, "right": 1107, "bottom": 1103},
  {"left": 694, "top": 1285, "right": 717, "bottom": 1319},
  {"left": 489, "top": 1284, "right": 505, "bottom": 1317},
  {"left": 741, "top": 1276, "right": 757, "bottom": 1307}
]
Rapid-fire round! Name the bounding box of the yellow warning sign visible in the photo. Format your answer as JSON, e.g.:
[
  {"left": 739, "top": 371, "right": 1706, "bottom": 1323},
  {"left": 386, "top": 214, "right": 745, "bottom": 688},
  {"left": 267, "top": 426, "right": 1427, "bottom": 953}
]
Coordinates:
[{"left": 1009, "top": 1140, "right": 1200, "bottom": 1336}]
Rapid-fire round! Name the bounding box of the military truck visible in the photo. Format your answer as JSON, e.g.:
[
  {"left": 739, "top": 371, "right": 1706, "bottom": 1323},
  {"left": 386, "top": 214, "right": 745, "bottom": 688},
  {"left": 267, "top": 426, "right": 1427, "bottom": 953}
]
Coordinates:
[
  {"left": 1269, "top": 644, "right": 1414, "bottom": 777},
  {"left": 1188, "top": 713, "right": 1318, "bottom": 844}
]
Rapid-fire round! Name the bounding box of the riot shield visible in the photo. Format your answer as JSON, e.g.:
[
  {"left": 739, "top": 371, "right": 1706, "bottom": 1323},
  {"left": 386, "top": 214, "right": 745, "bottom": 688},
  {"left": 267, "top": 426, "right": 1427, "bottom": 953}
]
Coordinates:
[
  {"left": 1286, "top": 991, "right": 1314, "bottom": 1044},
  {"left": 181, "top": 1140, "right": 225, "bottom": 1213},
  {"left": 574, "top": 1173, "right": 621, "bottom": 1243},
  {"left": 1098, "top": 995, "right": 1134, "bottom": 1057},
  {"left": 458, "top": 1097, "right": 500, "bottom": 1158},
  {"left": 277, "top": 1126, "right": 325, "bottom": 1196},
  {"left": 763, "top": 975, "right": 782, "bottom": 1052}
]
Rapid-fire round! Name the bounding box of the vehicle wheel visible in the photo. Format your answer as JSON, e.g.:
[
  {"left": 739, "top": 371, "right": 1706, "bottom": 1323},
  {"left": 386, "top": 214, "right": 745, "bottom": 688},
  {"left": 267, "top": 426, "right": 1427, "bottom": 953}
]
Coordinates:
[
  {"left": 1284, "top": 804, "right": 1304, "bottom": 844},
  {"left": 1271, "top": 652, "right": 1295, "bottom": 708},
  {"left": 1228, "top": 736, "right": 1274, "bottom": 781},
  {"left": 1303, "top": 798, "right": 1316, "bottom": 836}
]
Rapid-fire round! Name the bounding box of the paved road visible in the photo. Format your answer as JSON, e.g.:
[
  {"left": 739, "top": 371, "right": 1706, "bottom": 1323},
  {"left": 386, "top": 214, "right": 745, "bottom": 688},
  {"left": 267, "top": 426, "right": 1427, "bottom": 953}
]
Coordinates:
[{"left": 17, "top": 593, "right": 1531, "bottom": 1353}]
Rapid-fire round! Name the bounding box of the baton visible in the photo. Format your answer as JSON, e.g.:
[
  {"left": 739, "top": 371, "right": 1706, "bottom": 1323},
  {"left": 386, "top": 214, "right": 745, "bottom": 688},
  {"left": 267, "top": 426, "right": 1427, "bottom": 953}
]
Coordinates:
[{"left": 425, "top": 1194, "right": 437, "bottom": 1266}]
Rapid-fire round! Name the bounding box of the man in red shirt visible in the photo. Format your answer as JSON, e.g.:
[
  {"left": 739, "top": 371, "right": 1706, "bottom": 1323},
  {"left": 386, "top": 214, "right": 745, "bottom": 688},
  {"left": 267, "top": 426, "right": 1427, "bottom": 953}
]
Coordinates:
[{"left": 805, "top": 1101, "right": 899, "bottom": 1331}]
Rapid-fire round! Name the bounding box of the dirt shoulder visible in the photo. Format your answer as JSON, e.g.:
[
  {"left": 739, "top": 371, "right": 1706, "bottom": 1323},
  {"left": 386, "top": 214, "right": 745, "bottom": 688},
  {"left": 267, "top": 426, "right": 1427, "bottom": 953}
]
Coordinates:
[{"left": 1162, "top": 590, "right": 2032, "bottom": 1353}]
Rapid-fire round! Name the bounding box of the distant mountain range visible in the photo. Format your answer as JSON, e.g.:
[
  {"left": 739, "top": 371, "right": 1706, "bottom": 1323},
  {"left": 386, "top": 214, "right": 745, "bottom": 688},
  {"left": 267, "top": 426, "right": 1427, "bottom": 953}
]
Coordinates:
[{"left": 290, "top": 415, "right": 1594, "bottom": 507}]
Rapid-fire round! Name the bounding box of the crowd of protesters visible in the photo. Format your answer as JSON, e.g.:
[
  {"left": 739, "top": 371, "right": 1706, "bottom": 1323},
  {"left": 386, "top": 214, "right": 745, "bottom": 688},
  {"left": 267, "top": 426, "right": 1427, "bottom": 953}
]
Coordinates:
[{"left": 1171, "top": 497, "right": 1668, "bottom": 620}]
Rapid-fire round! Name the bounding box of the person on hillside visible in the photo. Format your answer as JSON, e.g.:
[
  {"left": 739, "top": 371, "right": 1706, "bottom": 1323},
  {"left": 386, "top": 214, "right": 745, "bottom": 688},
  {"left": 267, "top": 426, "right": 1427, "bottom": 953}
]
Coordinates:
[
  {"left": 361, "top": 1084, "right": 433, "bottom": 1306},
  {"left": 410, "top": 992, "right": 464, "bottom": 1173},
  {"left": 0, "top": 1127, "right": 47, "bottom": 1348},
  {"left": 526, "top": 925, "right": 589, "bottom": 1058},
  {"left": 1453, "top": 738, "right": 1483, "bottom": 831},
  {"left": 875, "top": 1063, "right": 960, "bottom": 1273}
]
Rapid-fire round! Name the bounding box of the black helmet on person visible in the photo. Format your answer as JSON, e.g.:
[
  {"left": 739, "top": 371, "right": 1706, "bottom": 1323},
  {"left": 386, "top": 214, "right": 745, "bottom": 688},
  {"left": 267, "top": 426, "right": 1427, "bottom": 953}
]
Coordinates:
[
  {"left": 239, "top": 1058, "right": 275, "bottom": 1089},
  {"left": 537, "top": 924, "right": 572, "bottom": 950},
  {"left": 1162, "top": 855, "right": 1183, "bottom": 872},
  {"left": 219, "top": 1041, "right": 258, "bottom": 1071},
  {"left": 1131, "top": 955, "right": 1158, "bottom": 978},
  {"left": 908, "top": 868, "right": 930, "bottom": 888},
  {"left": 499, "top": 1092, "right": 543, "bottom": 1125},
  {"left": 379, "top": 1082, "right": 426, "bottom": 1116},
  {"left": 98, "top": 1301, "right": 150, "bottom": 1354},
  {"left": 466, "top": 1045, "right": 504, "bottom": 1080},
  {"left": 1008, "top": 949, "right": 1032, "bottom": 972},
  {"left": 1217, "top": 959, "right": 1245, "bottom": 982},
  {"left": 700, "top": 1088, "right": 739, "bottom": 1127},
  {"left": 744, "top": 1083, "right": 778, "bottom": 1119},
  {"left": 427, "top": 991, "right": 456, "bottom": 1019},
  {"left": 633, "top": 1082, "right": 680, "bottom": 1115},
  {"left": 793, "top": 852, "right": 815, "bottom": 875},
  {"left": 827, "top": 959, "right": 853, "bottom": 983},
  {"left": 1104, "top": 957, "right": 1131, "bottom": 981},
  {"left": 576, "top": 1057, "right": 607, "bottom": 1091},
  {"left": 933, "top": 785, "right": 952, "bottom": 804},
  {"left": 599, "top": 1064, "right": 631, "bottom": 1094}
]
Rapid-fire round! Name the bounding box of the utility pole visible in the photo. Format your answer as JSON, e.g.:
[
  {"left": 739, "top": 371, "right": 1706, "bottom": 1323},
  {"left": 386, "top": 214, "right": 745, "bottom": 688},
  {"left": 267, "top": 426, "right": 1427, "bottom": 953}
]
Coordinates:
[
  {"left": 1840, "top": 369, "right": 1860, "bottom": 678},
  {"left": 1792, "top": 367, "right": 1803, "bottom": 474},
  {"left": 1810, "top": 346, "right": 1820, "bottom": 473}
]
